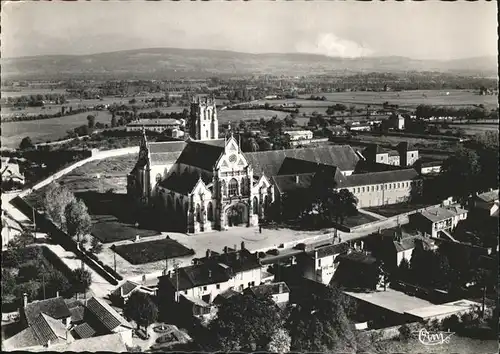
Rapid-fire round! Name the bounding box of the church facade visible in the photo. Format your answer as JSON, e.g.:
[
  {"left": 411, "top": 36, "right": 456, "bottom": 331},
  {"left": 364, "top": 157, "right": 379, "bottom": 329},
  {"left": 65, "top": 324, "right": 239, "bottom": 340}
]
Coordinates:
[
  {"left": 127, "top": 98, "right": 274, "bottom": 233},
  {"left": 127, "top": 98, "right": 422, "bottom": 234}
]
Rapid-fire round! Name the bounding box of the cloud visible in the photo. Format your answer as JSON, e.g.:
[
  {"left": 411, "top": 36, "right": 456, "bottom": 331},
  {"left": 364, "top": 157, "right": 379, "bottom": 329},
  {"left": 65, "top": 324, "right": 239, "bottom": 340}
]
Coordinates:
[{"left": 296, "top": 33, "right": 373, "bottom": 58}]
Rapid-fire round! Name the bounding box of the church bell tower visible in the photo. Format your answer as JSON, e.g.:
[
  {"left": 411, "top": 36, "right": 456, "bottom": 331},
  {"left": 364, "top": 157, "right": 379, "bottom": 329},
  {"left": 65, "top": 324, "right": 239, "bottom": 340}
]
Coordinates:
[{"left": 189, "top": 96, "right": 218, "bottom": 141}]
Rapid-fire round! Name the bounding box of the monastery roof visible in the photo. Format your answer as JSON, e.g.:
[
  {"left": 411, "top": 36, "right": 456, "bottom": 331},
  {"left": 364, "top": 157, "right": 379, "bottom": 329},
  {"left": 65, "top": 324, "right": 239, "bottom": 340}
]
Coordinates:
[
  {"left": 277, "top": 157, "right": 340, "bottom": 176},
  {"left": 176, "top": 141, "right": 225, "bottom": 171},
  {"left": 337, "top": 168, "right": 419, "bottom": 188},
  {"left": 272, "top": 173, "right": 315, "bottom": 194},
  {"left": 159, "top": 171, "right": 211, "bottom": 195},
  {"left": 244, "top": 145, "right": 359, "bottom": 177},
  {"left": 148, "top": 141, "right": 187, "bottom": 154},
  {"left": 127, "top": 119, "right": 181, "bottom": 127}
]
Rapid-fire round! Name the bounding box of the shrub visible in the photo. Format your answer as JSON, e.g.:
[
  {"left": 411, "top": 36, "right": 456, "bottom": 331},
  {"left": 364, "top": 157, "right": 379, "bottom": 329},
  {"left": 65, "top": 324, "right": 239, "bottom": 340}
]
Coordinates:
[{"left": 398, "top": 324, "right": 412, "bottom": 341}]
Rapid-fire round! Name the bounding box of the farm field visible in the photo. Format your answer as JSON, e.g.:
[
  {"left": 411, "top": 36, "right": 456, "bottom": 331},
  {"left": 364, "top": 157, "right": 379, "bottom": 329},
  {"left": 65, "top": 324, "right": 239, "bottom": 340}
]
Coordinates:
[
  {"left": 1, "top": 110, "right": 114, "bottom": 149},
  {"left": 218, "top": 109, "right": 289, "bottom": 123},
  {"left": 113, "top": 238, "right": 194, "bottom": 265},
  {"left": 447, "top": 124, "right": 498, "bottom": 134},
  {"left": 302, "top": 90, "right": 497, "bottom": 110},
  {"left": 1, "top": 88, "right": 68, "bottom": 98}
]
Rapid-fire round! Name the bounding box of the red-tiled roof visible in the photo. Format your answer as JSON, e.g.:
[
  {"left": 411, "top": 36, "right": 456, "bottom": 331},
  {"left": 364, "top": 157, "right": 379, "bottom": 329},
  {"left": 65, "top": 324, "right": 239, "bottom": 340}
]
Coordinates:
[
  {"left": 73, "top": 322, "right": 97, "bottom": 339},
  {"left": 85, "top": 297, "right": 132, "bottom": 331}
]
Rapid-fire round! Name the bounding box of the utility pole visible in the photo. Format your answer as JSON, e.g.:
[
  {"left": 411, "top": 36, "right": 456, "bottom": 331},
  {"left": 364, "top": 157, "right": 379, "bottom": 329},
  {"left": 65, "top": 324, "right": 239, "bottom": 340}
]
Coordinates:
[
  {"left": 113, "top": 245, "right": 117, "bottom": 273},
  {"left": 32, "top": 208, "right": 36, "bottom": 237},
  {"left": 173, "top": 260, "right": 180, "bottom": 303}
]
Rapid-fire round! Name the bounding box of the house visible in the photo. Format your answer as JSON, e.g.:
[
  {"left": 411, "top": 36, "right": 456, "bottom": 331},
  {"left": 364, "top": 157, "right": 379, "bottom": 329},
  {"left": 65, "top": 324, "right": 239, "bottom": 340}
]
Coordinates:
[
  {"left": 2, "top": 295, "right": 133, "bottom": 351},
  {"left": 388, "top": 114, "right": 405, "bottom": 130},
  {"left": 323, "top": 125, "right": 348, "bottom": 137},
  {"left": 470, "top": 189, "right": 499, "bottom": 218},
  {"left": 283, "top": 129, "right": 313, "bottom": 142},
  {"left": 372, "top": 227, "right": 437, "bottom": 268},
  {"left": 409, "top": 205, "right": 468, "bottom": 239},
  {"left": 362, "top": 143, "right": 418, "bottom": 168},
  {"left": 1, "top": 157, "right": 25, "bottom": 186},
  {"left": 110, "top": 280, "right": 156, "bottom": 306},
  {"left": 296, "top": 242, "right": 351, "bottom": 285},
  {"left": 244, "top": 282, "right": 290, "bottom": 308},
  {"left": 126, "top": 118, "right": 182, "bottom": 133},
  {"left": 414, "top": 158, "right": 443, "bottom": 175},
  {"left": 157, "top": 246, "right": 265, "bottom": 320},
  {"left": 347, "top": 123, "right": 371, "bottom": 132},
  {"left": 331, "top": 251, "right": 379, "bottom": 290}
]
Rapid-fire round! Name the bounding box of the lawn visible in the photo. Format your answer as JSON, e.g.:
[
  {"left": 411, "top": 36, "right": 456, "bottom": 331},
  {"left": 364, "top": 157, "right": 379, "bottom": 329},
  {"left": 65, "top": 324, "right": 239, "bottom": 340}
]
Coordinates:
[
  {"left": 340, "top": 212, "right": 379, "bottom": 228},
  {"left": 376, "top": 336, "right": 497, "bottom": 354},
  {"left": 218, "top": 109, "right": 289, "bottom": 124},
  {"left": 113, "top": 238, "right": 194, "bottom": 265},
  {"left": 92, "top": 215, "right": 159, "bottom": 244},
  {"left": 365, "top": 202, "right": 434, "bottom": 218}
]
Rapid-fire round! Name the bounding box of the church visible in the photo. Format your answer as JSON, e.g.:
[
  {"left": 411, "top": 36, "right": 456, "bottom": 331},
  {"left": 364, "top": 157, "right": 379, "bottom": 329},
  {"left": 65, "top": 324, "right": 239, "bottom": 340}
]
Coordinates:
[{"left": 127, "top": 97, "right": 421, "bottom": 234}]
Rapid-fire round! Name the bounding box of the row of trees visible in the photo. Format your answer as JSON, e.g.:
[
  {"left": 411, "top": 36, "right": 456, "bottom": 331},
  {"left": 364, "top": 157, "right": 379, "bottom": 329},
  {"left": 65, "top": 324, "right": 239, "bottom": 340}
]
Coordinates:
[
  {"left": 415, "top": 104, "right": 495, "bottom": 120},
  {"left": 1, "top": 93, "right": 68, "bottom": 107},
  {"left": 43, "top": 183, "right": 100, "bottom": 253}
]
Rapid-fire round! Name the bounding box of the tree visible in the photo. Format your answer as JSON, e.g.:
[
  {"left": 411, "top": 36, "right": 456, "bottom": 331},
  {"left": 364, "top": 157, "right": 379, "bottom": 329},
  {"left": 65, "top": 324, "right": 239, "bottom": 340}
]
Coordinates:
[
  {"left": 111, "top": 112, "right": 117, "bottom": 128},
  {"left": 65, "top": 199, "right": 92, "bottom": 244},
  {"left": 124, "top": 291, "right": 158, "bottom": 331},
  {"left": 267, "top": 328, "right": 291, "bottom": 353},
  {"left": 7, "top": 231, "right": 35, "bottom": 249},
  {"left": 46, "top": 270, "right": 73, "bottom": 298},
  {"left": 89, "top": 236, "right": 103, "bottom": 254},
  {"left": 209, "top": 294, "right": 282, "bottom": 351},
  {"left": 19, "top": 136, "right": 34, "bottom": 150},
  {"left": 286, "top": 286, "right": 356, "bottom": 352},
  {"left": 72, "top": 268, "right": 92, "bottom": 295},
  {"left": 87, "top": 115, "right": 96, "bottom": 129},
  {"left": 440, "top": 147, "right": 481, "bottom": 204},
  {"left": 44, "top": 183, "right": 76, "bottom": 228}
]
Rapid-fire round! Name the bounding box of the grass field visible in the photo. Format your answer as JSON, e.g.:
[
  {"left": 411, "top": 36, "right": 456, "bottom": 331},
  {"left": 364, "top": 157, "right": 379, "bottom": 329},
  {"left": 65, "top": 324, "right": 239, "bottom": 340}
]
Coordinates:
[
  {"left": 1, "top": 110, "right": 114, "bottom": 149},
  {"left": 447, "top": 124, "right": 498, "bottom": 135},
  {"left": 340, "top": 212, "right": 379, "bottom": 228},
  {"left": 218, "top": 109, "right": 289, "bottom": 124},
  {"left": 113, "top": 238, "right": 194, "bottom": 265},
  {"left": 92, "top": 215, "right": 159, "bottom": 243},
  {"left": 1, "top": 88, "right": 69, "bottom": 98},
  {"left": 377, "top": 336, "right": 497, "bottom": 354},
  {"left": 304, "top": 90, "right": 498, "bottom": 110}
]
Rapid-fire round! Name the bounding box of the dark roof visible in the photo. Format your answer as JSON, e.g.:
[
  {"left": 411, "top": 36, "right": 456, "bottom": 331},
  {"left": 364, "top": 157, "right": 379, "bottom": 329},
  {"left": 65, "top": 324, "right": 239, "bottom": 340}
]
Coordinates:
[
  {"left": 150, "top": 151, "right": 183, "bottom": 166},
  {"left": 421, "top": 160, "right": 443, "bottom": 168},
  {"left": 213, "top": 289, "right": 242, "bottom": 305},
  {"left": 246, "top": 282, "right": 290, "bottom": 298},
  {"left": 169, "top": 263, "right": 231, "bottom": 291},
  {"left": 148, "top": 141, "right": 187, "bottom": 154},
  {"left": 2, "top": 327, "right": 40, "bottom": 350},
  {"left": 198, "top": 139, "right": 226, "bottom": 147},
  {"left": 277, "top": 157, "right": 339, "bottom": 175},
  {"left": 208, "top": 249, "right": 261, "bottom": 274},
  {"left": 73, "top": 322, "right": 97, "bottom": 339},
  {"left": 31, "top": 313, "right": 63, "bottom": 345},
  {"left": 313, "top": 242, "right": 351, "bottom": 258},
  {"left": 363, "top": 145, "right": 390, "bottom": 155},
  {"left": 176, "top": 140, "right": 224, "bottom": 171},
  {"left": 354, "top": 160, "right": 403, "bottom": 173},
  {"left": 272, "top": 173, "right": 315, "bottom": 194},
  {"left": 337, "top": 168, "right": 419, "bottom": 188},
  {"left": 244, "top": 145, "right": 359, "bottom": 177},
  {"left": 159, "top": 171, "right": 211, "bottom": 195},
  {"left": 69, "top": 306, "right": 85, "bottom": 324},
  {"left": 85, "top": 297, "right": 132, "bottom": 331},
  {"left": 113, "top": 280, "right": 139, "bottom": 298},
  {"left": 419, "top": 206, "right": 468, "bottom": 222},
  {"left": 337, "top": 252, "right": 377, "bottom": 265},
  {"left": 24, "top": 297, "right": 71, "bottom": 326}
]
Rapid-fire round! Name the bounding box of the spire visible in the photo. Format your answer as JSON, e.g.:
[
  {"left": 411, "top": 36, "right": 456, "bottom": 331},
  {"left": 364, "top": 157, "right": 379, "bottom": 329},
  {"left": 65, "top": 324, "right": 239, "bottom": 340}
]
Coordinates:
[{"left": 140, "top": 126, "right": 148, "bottom": 148}]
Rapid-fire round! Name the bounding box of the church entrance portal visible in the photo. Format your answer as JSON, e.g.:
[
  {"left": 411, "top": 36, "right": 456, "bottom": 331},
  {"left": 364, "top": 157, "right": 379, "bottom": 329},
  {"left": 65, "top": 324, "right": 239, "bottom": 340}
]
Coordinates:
[{"left": 226, "top": 203, "right": 248, "bottom": 227}]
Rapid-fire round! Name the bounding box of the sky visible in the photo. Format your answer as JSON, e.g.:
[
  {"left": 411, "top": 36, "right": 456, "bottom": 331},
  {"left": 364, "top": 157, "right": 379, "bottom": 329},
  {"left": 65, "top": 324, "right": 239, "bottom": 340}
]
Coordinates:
[{"left": 1, "top": 1, "right": 497, "bottom": 60}]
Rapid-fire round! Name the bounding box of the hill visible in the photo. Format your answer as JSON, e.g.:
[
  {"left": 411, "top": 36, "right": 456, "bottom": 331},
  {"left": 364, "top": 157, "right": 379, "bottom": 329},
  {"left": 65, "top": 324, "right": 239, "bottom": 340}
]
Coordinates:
[{"left": 1, "top": 48, "right": 497, "bottom": 80}]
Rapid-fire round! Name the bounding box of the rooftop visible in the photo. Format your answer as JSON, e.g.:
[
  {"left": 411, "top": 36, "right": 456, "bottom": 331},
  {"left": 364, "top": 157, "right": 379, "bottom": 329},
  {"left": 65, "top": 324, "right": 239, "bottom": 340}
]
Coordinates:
[
  {"left": 338, "top": 168, "right": 419, "bottom": 188},
  {"left": 246, "top": 282, "right": 290, "bottom": 298},
  {"left": 33, "top": 332, "right": 128, "bottom": 353},
  {"left": 476, "top": 189, "right": 499, "bottom": 204},
  {"left": 85, "top": 297, "right": 133, "bottom": 331},
  {"left": 24, "top": 297, "right": 71, "bottom": 326},
  {"left": 312, "top": 242, "right": 351, "bottom": 259},
  {"left": 419, "top": 206, "right": 468, "bottom": 223},
  {"left": 127, "top": 118, "right": 181, "bottom": 127},
  {"left": 404, "top": 299, "right": 484, "bottom": 320},
  {"left": 344, "top": 288, "right": 434, "bottom": 315}
]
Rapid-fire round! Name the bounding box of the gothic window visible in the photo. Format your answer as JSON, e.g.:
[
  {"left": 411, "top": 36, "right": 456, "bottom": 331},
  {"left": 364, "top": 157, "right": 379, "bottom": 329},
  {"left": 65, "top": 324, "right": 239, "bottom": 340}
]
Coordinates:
[
  {"left": 228, "top": 178, "right": 238, "bottom": 197},
  {"left": 196, "top": 204, "right": 201, "bottom": 223},
  {"left": 220, "top": 180, "right": 227, "bottom": 196},
  {"left": 240, "top": 178, "right": 247, "bottom": 195},
  {"left": 253, "top": 197, "right": 259, "bottom": 215},
  {"left": 207, "top": 202, "right": 214, "bottom": 221}
]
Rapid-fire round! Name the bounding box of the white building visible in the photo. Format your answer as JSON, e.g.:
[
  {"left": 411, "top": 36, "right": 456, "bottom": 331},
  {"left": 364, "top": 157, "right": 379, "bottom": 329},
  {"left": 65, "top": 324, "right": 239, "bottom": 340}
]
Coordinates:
[{"left": 126, "top": 119, "right": 182, "bottom": 133}]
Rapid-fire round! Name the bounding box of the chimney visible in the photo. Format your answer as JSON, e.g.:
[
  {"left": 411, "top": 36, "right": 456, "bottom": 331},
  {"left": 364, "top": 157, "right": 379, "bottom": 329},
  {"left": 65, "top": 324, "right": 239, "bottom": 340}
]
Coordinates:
[
  {"left": 295, "top": 175, "right": 300, "bottom": 184},
  {"left": 223, "top": 246, "right": 228, "bottom": 253},
  {"left": 278, "top": 282, "right": 284, "bottom": 294},
  {"left": 56, "top": 291, "right": 60, "bottom": 298},
  {"left": 23, "top": 293, "right": 28, "bottom": 308},
  {"left": 46, "top": 340, "right": 51, "bottom": 347},
  {"left": 206, "top": 249, "right": 211, "bottom": 258},
  {"left": 234, "top": 244, "right": 237, "bottom": 252},
  {"left": 241, "top": 241, "right": 245, "bottom": 250}
]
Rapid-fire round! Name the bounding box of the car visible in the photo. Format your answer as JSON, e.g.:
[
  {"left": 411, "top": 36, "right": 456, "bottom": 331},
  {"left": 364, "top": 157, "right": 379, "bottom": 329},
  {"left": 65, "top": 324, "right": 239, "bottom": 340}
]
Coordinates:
[
  {"left": 266, "top": 249, "right": 279, "bottom": 256},
  {"left": 294, "top": 243, "right": 306, "bottom": 251}
]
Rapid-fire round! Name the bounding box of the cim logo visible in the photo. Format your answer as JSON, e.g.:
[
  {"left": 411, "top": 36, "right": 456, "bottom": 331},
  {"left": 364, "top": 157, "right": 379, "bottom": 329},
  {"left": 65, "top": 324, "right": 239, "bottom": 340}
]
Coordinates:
[{"left": 417, "top": 328, "right": 454, "bottom": 346}]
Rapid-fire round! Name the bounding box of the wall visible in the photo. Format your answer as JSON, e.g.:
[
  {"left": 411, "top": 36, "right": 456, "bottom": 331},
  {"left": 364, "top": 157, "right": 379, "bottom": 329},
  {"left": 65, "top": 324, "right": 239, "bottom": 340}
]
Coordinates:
[
  {"left": 18, "top": 146, "right": 139, "bottom": 199},
  {"left": 345, "top": 180, "right": 419, "bottom": 208}
]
